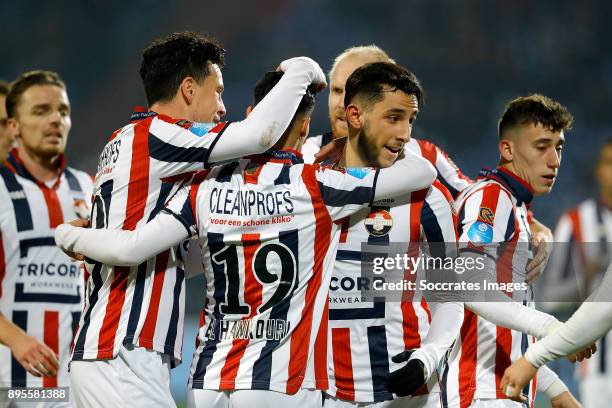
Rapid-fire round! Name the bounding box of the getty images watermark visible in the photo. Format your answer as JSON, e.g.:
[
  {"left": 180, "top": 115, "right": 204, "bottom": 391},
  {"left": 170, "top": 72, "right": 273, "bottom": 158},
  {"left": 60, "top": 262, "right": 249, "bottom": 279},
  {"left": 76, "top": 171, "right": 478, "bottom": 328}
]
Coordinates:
[{"left": 327, "top": 242, "right": 612, "bottom": 305}]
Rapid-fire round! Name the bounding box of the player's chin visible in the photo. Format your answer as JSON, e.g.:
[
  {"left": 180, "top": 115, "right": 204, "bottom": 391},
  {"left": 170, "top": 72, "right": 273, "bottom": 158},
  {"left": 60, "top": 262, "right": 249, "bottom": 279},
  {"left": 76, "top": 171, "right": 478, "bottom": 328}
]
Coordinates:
[{"left": 534, "top": 184, "right": 554, "bottom": 195}]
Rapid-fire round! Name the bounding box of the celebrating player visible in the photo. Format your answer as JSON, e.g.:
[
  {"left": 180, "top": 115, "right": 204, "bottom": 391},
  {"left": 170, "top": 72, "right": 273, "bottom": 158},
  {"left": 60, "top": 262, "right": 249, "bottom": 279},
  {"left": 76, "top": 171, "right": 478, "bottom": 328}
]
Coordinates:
[
  {"left": 54, "top": 68, "right": 437, "bottom": 408},
  {"left": 317, "top": 61, "right": 464, "bottom": 408},
  {"left": 56, "top": 31, "right": 328, "bottom": 407},
  {"left": 0, "top": 71, "right": 93, "bottom": 406},
  {"left": 307, "top": 44, "right": 553, "bottom": 284},
  {"left": 440, "top": 94, "right": 580, "bottom": 408}
]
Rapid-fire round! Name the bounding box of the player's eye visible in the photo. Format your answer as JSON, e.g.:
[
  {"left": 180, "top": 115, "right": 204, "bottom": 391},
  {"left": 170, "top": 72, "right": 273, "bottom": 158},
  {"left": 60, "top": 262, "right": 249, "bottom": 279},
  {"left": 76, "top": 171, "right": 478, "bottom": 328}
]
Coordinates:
[{"left": 332, "top": 87, "right": 342, "bottom": 94}]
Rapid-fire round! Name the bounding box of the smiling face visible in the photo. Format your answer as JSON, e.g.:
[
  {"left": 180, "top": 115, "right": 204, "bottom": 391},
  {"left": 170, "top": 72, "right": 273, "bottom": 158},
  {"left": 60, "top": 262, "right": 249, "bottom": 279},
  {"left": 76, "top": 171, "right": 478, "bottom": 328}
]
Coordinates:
[
  {"left": 328, "top": 55, "right": 387, "bottom": 138},
  {"left": 352, "top": 89, "right": 419, "bottom": 168},
  {"left": 9, "top": 84, "right": 71, "bottom": 159},
  {"left": 501, "top": 122, "right": 564, "bottom": 195}
]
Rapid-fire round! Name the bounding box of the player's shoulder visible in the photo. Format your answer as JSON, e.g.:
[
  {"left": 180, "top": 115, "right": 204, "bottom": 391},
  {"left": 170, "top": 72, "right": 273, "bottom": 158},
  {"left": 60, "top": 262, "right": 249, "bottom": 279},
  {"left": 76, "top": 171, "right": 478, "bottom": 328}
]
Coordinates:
[
  {"left": 429, "top": 180, "right": 454, "bottom": 203},
  {"left": 456, "top": 178, "right": 514, "bottom": 214},
  {"left": 65, "top": 166, "right": 94, "bottom": 188}
]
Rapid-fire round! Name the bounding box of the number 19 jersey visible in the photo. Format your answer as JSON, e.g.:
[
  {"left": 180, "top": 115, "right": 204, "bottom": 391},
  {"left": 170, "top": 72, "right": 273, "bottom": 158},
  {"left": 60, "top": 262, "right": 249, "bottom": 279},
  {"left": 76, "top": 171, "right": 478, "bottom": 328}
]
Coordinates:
[{"left": 164, "top": 149, "right": 380, "bottom": 395}]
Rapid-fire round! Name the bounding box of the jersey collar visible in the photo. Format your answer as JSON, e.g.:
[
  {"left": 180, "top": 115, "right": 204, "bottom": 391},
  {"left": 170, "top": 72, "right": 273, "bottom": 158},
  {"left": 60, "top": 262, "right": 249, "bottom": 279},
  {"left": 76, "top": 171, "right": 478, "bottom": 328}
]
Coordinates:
[
  {"left": 5, "top": 148, "right": 66, "bottom": 188},
  {"left": 247, "top": 148, "right": 304, "bottom": 165},
  {"left": 479, "top": 166, "right": 534, "bottom": 205}
]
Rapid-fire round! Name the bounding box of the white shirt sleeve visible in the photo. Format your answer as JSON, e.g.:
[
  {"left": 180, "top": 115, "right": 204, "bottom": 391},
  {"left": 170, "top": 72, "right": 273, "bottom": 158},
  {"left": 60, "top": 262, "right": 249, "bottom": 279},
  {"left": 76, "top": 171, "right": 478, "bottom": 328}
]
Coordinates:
[
  {"left": 525, "top": 262, "right": 612, "bottom": 367},
  {"left": 208, "top": 58, "right": 325, "bottom": 163},
  {"left": 54, "top": 212, "right": 189, "bottom": 266},
  {"left": 537, "top": 365, "right": 568, "bottom": 399}
]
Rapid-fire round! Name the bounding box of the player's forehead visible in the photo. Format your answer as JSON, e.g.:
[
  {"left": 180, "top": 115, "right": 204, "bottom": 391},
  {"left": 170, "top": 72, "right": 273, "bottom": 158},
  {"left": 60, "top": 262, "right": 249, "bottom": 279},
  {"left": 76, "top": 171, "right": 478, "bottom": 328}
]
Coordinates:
[
  {"left": 517, "top": 122, "right": 564, "bottom": 144},
  {"left": 370, "top": 90, "right": 419, "bottom": 114},
  {"left": 208, "top": 63, "right": 224, "bottom": 85},
  {"left": 18, "top": 84, "right": 69, "bottom": 110}
]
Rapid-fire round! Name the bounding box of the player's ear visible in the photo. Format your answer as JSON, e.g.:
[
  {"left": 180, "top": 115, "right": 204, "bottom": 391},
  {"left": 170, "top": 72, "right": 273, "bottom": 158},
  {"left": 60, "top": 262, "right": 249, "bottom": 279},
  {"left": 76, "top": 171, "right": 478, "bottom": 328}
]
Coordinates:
[
  {"left": 6, "top": 117, "right": 20, "bottom": 139},
  {"left": 499, "top": 138, "right": 514, "bottom": 162},
  {"left": 245, "top": 105, "right": 253, "bottom": 118},
  {"left": 346, "top": 104, "right": 363, "bottom": 130},
  {"left": 299, "top": 117, "right": 311, "bottom": 138},
  {"left": 180, "top": 77, "right": 196, "bottom": 105}
]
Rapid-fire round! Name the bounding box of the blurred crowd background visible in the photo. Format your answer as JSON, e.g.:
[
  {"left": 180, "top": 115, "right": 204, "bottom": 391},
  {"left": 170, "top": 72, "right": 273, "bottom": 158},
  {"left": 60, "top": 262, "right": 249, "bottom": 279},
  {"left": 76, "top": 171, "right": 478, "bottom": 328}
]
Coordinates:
[{"left": 2, "top": 0, "right": 611, "bottom": 405}]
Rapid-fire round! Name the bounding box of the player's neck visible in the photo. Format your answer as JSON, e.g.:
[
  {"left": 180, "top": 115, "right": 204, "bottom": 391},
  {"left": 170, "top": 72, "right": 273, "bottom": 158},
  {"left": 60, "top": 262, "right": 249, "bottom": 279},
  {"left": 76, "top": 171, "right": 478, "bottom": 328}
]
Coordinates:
[
  {"left": 149, "top": 101, "right": 191, "bottom": 122},
  {"left": 340, "top": 131, "right": 369, "bottom": 167},
  {"left": 274, "top": 130, "right": 303, "bottom": 152},
  {"left": 17, "top": 145, "right": 61, "bottom": 182}
]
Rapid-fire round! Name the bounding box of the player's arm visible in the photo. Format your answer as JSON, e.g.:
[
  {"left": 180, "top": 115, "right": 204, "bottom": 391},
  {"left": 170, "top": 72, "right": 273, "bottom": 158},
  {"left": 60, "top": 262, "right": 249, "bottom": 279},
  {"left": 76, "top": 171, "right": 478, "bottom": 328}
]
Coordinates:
[
  {"left": 536, "top": 365, "right": 580, "bottom": 407},
  {"left": 315, "top": 149, "right": 436, "bottom": 221},
  {"left": 55, "top": 186, "right": 195, "bottom": 266},
  {"left": 386, "top": 184, "right": 464, "bottom": 396},
  {"left": 153, "top": 57, "right": 327, "bottom": 177},
  {"left": 0, "top": 313, "right": 59, "bottom": 377},
  {"left": 457, "top": 186, "right": 561, "bottom": 337},
  {"left": 420, "top": 140, "right": 473, "bottom": 198},
  {"left": 500, "top": 268, "right": 612, "bottom": 402}
]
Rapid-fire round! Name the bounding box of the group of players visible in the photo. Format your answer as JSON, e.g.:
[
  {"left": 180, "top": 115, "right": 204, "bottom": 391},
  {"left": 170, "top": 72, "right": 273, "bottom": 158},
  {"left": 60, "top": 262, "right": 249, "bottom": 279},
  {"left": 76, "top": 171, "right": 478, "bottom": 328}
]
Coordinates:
[{"left": 0, "top": 31, "right": 611, "bottom": 408}]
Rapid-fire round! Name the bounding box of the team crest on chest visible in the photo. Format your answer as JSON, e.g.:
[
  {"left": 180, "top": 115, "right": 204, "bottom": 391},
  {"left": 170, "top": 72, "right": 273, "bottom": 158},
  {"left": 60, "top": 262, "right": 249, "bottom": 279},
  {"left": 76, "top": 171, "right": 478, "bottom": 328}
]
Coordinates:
[{"left": 364, "top": 209, "right": 393, "bottom": 236}]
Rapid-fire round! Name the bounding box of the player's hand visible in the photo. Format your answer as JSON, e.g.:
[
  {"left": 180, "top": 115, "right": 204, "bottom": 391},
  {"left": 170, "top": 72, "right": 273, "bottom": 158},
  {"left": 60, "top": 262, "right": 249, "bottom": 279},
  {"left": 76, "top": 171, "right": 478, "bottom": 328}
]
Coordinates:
[
  {"left": 10, "top": 333, "right": 59, "bottom": 378},
  {"left": 277, "top": 57, "right": 327, "bottom": 91},
  {"left": 500, "top": 356, "right": 537, "bottom": 403},
  {"left": 314, "top": 137, "right": 347, "bottom": 163},
  {"left": 567, "top": 342, "right": 597, "bottom": 363},
  {"left": 68, "top": 219, "right": 90, "bottom": 228},
  {"left": 526, "top": 221, "right": 553, "bottom": 284},
  {"left": 59, "top": 219, "right": 90, "bottom": 261},
  {"left": 385, "top": 350, "right": 427, "bottom": 396},
  {"left": 550, "top": 391, "right": 583, "bottom": 408}
]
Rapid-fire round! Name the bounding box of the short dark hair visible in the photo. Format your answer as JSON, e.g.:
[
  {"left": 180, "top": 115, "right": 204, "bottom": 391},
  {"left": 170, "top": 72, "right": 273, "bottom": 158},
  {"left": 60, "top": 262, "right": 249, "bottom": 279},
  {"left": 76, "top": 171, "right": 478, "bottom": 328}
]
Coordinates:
[
  {"left": 6, "top": 71, "right": 66, "bottom": 118},
  {"left": 139, "top": 31, "right": 225, "bottom": 106},
  {"left": 498, "top": 94, "right": 573, "bottom": 138},
  {"left": 252, "top": 71, "right": 318, "bottom": 120},
  {"left": 0, "top": 80, "right": 9, "bottom": 97},
  {"left": 344, "top": 62, "right": 424, "bottom": 109}
]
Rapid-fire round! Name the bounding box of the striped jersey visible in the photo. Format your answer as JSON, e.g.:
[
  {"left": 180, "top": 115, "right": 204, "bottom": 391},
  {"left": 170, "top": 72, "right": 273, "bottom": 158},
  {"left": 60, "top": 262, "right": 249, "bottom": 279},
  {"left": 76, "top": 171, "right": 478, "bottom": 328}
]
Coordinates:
[
  {"left": 324, "top": 179, "right": 457, "bottom": 403},
  {"left": 303, "top": 133, "right": 472, "bottom": 198},
  {"left": 441, "top": 167, "right": 537, "bottom": 408},
  {"left": 0, "top": 150, "right": 93, "bottom": 388},
  {"left": 548, "top": 198, "right": 612, "bottom": 378},
  {"left": 73, "top": 110, "right": 229, "bottom": 365},
  {"left": 164, "top": 149, "right": 380, "bottom": 394}
]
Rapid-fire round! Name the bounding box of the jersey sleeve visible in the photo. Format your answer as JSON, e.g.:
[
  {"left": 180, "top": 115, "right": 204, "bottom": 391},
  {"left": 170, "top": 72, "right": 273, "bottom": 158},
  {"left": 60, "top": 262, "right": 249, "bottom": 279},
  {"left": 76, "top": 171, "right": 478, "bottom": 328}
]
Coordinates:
[
  {"left": 148, "top": 120, "right": 230, "bottom": 177},
  {"left": 525, "top": 264, "right": 612, "bottom": 367},
  {"left": 54, "top": 212, "right": 189, "bottom": 266},
  {"left": 161, "top": 182, "right": 199, "bottom": 237},
  {"left": 151, "top": 60, "right": 324, "bottom": 178},
  {"left": 314, "top": 166, "right": 379, "bottom": 221},
  {"left": 416, "top": 139, "right": 473, "bottom": 198},
  {"left": 457, "top": 184, "right": 516, "bottom": 260}
]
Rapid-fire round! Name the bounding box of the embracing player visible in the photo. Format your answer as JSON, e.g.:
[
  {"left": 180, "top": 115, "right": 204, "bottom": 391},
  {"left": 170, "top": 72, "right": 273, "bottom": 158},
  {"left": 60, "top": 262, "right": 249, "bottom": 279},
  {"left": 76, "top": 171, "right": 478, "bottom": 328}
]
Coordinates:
[
  {"left": 54, "top": 68, "right": 438, "bottom": 407},
  {"left": 316, "top": 61, "right": 464, "bottom": 408},
  {"left": 57, "top": 31, "right": 329, "bottom": 407}
]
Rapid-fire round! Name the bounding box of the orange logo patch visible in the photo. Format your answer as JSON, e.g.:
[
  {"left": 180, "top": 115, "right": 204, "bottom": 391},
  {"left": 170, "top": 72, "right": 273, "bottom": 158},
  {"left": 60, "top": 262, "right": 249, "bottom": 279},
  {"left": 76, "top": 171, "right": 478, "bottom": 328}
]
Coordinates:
[{"left": 479, "top": 207, "right": 494, "bottom": 224}]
